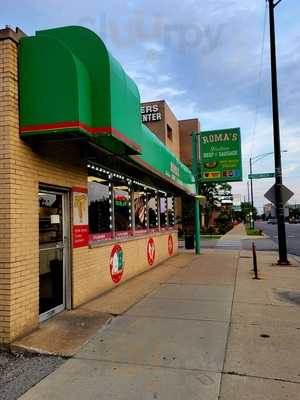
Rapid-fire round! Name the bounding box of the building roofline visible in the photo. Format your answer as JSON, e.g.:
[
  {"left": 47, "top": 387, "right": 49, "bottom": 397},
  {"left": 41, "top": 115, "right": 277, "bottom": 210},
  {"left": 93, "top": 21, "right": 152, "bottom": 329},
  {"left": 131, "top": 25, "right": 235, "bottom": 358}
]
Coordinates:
[{"left": 0, "top": 26, "right": 26, "bottom": 43}]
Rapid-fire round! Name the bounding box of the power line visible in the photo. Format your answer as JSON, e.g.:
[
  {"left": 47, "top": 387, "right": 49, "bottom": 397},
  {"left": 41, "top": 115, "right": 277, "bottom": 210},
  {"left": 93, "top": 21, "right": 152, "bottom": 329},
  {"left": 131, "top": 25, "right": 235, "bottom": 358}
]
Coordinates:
[{"left": 250, "top": 3, "right": 268, "bottom": 158}]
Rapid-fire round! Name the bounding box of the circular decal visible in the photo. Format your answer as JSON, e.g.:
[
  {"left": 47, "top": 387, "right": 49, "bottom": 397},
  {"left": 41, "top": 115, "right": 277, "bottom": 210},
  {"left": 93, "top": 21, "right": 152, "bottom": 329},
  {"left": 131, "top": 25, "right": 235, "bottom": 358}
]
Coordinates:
[
  {"left": 110, "top": 244, "right": 124, "bottom": 284},
  {"left": 168, "top": 234, "right": 173, "bottom": 256},
  {"left": 147, "top": 238, "right": 155, "bottom": 266}
]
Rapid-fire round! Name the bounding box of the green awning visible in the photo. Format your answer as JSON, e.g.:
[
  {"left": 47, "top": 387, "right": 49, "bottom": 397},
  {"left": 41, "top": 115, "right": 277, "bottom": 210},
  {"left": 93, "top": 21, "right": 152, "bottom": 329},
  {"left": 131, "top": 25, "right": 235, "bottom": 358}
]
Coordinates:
[{"left": 19, "top": 26, "right": 195, "bottom": 194}]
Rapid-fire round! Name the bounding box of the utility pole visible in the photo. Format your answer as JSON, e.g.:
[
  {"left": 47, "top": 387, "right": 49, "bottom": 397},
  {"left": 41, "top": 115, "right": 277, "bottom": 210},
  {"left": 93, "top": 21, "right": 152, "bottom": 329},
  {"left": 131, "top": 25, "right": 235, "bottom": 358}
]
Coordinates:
[
  {"left": 192, "top": 132, "right": 201, "bottom": 255},
  {"left": 267, "top": 0, "right": 289, "bottom": 264},
  {"left": 247, "top": 181, "right": 250, "bottom": 203},
  {"left": 249, "top": 157, "right": 255, "bottom": 228}
]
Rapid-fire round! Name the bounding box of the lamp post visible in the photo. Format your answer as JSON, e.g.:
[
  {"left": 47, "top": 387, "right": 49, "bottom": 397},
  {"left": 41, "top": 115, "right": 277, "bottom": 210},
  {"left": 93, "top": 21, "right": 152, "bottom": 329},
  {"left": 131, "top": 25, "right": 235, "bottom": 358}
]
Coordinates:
[
  {"left": 267, "top": 0, "right": 289, "bottom": 265},
  {"left": 192, "top": 132, "right": 201, "bottom": 255}
]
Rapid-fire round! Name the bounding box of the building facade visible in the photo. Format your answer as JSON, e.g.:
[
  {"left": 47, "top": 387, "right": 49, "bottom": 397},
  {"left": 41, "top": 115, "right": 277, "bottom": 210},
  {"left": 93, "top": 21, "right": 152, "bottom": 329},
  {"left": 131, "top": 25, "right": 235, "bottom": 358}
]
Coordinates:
[
  {"left": 141, "top": 100, "right": 200, "bottom": 231},
  {"left": 0, "top": 26, "right": 195, "bottom": 345},
  {"left": 141, "top": 100, "right": 200, "bottom": 168}
]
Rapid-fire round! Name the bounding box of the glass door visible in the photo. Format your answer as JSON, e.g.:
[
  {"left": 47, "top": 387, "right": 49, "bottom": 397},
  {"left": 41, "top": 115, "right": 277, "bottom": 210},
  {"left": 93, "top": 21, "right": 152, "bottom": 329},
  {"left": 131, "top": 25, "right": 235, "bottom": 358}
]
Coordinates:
[{"left": 39, "top": 190, "right": 68, "bottom": 321}]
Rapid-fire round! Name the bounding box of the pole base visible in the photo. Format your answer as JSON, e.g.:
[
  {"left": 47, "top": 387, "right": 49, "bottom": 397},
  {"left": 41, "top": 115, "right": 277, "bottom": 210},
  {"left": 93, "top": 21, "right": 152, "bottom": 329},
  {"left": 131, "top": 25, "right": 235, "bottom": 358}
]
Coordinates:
[{"left": 276, "top": 260, "right": 290, "bottom": 266}]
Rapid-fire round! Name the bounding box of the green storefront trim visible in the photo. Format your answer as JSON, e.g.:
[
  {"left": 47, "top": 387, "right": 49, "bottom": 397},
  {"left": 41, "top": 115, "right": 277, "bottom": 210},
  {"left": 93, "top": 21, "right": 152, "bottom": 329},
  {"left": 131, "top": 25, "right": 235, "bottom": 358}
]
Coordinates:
[{"left": 19, "top": 26, "right": 195, "bottom": 194}]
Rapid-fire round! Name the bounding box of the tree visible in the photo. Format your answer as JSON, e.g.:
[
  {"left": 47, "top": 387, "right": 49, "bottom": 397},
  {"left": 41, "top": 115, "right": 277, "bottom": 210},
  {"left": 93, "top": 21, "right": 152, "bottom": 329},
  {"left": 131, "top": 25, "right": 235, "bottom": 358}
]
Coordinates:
[
  {"left": 199, "top": 182, "right": 233, "bottom": 230},
  {"left": 240, "top": 202, "right": 257, "bottom": 223}
]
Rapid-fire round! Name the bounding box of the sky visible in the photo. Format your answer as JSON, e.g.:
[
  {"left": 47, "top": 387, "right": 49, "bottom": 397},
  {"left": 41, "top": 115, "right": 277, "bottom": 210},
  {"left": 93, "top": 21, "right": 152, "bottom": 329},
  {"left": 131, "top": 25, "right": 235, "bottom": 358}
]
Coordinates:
[{"left": 2, "top": 0, "right": 300, "bottom": 211}]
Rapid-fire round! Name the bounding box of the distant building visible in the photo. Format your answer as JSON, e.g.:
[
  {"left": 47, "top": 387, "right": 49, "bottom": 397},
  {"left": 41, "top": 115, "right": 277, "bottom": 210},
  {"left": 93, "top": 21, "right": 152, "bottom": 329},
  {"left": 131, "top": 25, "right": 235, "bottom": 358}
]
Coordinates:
[
  {"left": 288, "top": 203, "right": 300, "bottom": 210},
  {"left": 141, "top": 100, "right": 200, "bottom": 230},
  {"left": 141, "top": 100, "right": 200, "bottom": 168},
  {"left": 264, "top": 203, "right": 289, "bottom": 218}
]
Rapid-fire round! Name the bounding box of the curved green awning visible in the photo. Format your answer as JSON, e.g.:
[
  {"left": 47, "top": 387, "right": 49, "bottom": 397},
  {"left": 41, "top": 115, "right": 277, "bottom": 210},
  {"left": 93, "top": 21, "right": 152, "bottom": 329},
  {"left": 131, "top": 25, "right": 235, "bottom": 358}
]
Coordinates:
[{"left": 19, "top": 26, "right": 195, "bottom": 194}]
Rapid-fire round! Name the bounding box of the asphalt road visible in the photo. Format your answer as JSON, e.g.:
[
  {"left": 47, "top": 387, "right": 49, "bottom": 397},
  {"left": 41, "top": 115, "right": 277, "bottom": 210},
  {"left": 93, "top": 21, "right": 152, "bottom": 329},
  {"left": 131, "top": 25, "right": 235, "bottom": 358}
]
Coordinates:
[
  {"left": 255, "top": 221, "right": 300, "bottom": 257},
  {"left": 180, "top": 222, "right": 300, "bottom": 258}
]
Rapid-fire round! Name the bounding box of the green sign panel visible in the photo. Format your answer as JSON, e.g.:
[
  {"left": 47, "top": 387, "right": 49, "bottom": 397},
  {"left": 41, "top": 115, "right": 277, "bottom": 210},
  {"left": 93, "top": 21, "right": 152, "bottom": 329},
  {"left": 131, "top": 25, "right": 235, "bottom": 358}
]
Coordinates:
[
  {"left": 199, "top": 128, "right": 242, "bottom": 182},
  {"left": 248, "top": 172, "right": 275, "bottom": 179}
]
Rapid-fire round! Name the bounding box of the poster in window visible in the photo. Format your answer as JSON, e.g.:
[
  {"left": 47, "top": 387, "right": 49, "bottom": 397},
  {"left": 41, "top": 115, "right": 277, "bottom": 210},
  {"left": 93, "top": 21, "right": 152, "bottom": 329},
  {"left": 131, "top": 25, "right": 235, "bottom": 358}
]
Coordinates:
[{"left": 72, "top": 187, "right": 89, "bottom": 248}]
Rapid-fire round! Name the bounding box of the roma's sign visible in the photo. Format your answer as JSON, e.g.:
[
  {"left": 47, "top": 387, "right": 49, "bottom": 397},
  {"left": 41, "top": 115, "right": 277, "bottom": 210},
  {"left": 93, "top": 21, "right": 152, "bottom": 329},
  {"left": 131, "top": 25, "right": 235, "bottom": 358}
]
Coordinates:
[{"left": 199, "top": 128, "right": 242, "bottom": 183}]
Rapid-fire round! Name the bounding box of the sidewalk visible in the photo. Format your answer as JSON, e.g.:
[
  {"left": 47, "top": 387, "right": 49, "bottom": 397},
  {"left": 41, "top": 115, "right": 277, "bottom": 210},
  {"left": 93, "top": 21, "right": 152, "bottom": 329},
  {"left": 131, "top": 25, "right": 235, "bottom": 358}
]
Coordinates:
[
  {"left": 220, "top": 222, "right": 263, "bottom": 240},
  {"left": 18, "top": 248, "right": 300, "bottom": 400}
]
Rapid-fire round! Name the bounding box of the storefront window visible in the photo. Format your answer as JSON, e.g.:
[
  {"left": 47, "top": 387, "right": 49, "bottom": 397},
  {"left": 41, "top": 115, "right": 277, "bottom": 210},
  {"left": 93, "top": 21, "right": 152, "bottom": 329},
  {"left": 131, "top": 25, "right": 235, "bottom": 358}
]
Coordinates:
[
  {"left": 167, "top": 195, "right": 175, "bottom": 227},
  {"left": 88, "top": 175, "right": 112, "bottom": 240},
  {"left": 148, "top": 191, "right": 159, "bottom": 230},
  {"left": 134, "top": 186, "right": 147, "bottom": 232},
  {"left": 87, "top": 165, "right": 175, "bottom": 240},
  {"left": 114, "top": 179, "right": 132, "bottom": 236},
  {"left": 159, "top": 192, "right": 168, "bottom": 228}
]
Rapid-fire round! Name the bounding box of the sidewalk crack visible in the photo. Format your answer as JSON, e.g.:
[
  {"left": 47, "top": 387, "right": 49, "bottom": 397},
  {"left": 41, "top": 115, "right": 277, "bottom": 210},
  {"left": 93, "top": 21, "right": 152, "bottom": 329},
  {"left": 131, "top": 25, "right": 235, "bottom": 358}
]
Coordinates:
[{"left": 223, "top": 371, "right": 300, "bottom": 385}]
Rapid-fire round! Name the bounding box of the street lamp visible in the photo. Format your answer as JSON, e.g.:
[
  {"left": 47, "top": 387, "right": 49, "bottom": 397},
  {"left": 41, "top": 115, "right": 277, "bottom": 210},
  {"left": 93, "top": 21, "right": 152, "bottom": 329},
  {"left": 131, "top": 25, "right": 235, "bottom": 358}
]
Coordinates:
[
  {"left": 249, "top": 150, "right": 287, "bottom": 228},
  {"left": 192, "top": 132, "right": 201, "bottom": 255}
]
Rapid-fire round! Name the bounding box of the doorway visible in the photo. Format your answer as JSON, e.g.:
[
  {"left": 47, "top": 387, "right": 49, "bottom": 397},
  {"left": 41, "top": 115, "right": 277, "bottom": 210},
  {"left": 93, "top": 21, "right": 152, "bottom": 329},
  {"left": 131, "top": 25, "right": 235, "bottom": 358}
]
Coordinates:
[{"left": 39, "top": 188, "right": 70, "bottom": 321}]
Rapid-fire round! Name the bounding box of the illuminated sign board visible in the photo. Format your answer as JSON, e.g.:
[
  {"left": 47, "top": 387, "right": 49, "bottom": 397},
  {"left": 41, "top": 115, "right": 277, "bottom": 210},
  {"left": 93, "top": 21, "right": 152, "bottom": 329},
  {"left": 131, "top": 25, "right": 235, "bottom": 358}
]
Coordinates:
[{"left": 199, "top": 128, "right": 242, "bottom": 183}]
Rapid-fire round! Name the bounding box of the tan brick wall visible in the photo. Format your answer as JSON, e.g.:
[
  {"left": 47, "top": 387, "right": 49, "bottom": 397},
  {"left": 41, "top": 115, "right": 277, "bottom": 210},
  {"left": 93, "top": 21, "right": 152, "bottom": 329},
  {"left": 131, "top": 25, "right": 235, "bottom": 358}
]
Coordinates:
[
  {"left": 0, "top": 38, "right": 17, "bottom": 344},
  {"left": 0, "top": 37, "right": 179, "bottom": 344},
  {"left": 72, "top": 232, "right": 178, "bottom": 307},
  {"left": 0, "top": 37, "right": 87, "bottom": 343},
  {"left": 178, "top": 118, "right": 200, "bottom": 167}
]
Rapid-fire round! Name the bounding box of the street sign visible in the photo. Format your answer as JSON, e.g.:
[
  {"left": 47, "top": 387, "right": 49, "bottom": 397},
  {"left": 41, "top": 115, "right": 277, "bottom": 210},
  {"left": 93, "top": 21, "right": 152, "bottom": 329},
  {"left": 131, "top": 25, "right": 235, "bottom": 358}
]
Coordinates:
[
  {"left": 248, "top": 172, "right": 275, "bottom": 179},
  {"left": 264, "top": 184, "right": 294, "bottom": 205},
  {"left": 199, "top": 128, "right": 242, "bottom": 183}
]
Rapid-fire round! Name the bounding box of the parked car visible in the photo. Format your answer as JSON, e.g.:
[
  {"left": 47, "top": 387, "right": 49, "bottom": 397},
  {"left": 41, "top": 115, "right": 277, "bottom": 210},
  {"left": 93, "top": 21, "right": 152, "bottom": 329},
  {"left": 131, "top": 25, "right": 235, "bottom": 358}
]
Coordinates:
[
  {"left": 267, "top": 218, "right": 277, "bottom": 224},
  {"left": 290, "top": 218, "right": 300, "bottom": 224}
]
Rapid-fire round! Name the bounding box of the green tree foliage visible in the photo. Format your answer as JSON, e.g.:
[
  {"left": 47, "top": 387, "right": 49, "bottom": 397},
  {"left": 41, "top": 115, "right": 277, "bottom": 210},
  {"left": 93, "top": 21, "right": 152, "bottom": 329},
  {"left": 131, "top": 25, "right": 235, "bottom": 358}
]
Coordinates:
[
  {"left": 199, "top": 182, "right": 233, "bottom": 230},
  {"left": 238, "top": 202, "right": 257, "bottom": 223}
]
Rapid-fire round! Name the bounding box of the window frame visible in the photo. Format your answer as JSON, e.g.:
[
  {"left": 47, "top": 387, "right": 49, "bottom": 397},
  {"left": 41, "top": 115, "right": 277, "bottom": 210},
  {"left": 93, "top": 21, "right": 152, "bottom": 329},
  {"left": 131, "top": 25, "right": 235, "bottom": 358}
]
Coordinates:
[
  {"left": 87, "top": 164, "right": 177, "bottom": 244},
  {"left": 87, "top": 170, "right": 114, "bottom": 242}
]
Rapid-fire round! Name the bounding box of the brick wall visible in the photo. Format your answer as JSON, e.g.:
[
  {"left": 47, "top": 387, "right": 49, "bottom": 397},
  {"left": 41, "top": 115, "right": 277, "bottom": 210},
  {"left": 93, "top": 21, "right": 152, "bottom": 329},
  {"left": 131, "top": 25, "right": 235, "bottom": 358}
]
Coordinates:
[
  {"left": 178, "top": 118, "right": 200, "bottom": 168},
  {"left": 73, "top": 232, "right": 178, "bottom": 307},
  {"left": 0, "top": 37, "right": 18, "bottom": 345},
  {"left": 0, "top": 31, "right": 178, "bottom": 345},
  {"left": 0, "top": 34, "right": 86, "bottom": 344}
]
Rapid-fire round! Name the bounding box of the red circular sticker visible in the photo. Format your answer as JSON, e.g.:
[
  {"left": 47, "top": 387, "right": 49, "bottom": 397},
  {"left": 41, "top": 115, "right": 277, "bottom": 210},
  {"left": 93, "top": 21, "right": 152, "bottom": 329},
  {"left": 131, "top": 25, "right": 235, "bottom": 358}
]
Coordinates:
[
  {"left": 168, "top": 234, "right": 173, "bottom": 256},
  {"left": 109, "top": 244, "right": 124, "bottom": 284},
  {"left": 147, "top": 238, "right": 155, "bottom": 266}
]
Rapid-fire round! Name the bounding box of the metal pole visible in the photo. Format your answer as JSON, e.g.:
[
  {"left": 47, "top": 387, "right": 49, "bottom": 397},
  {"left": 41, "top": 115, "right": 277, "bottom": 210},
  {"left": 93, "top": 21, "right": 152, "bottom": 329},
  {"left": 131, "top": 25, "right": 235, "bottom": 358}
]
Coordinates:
[
  {"left": 249, "top": 158, "right": 255, "bottom": 229},
  {"left": 267, "top": 0, "right": 289, "bottom": 264},
  {"left": 192, "top": 132, "right": 201, "bottom": 255},
  {"left": 247, "top": 181, "right": 250, "bottom": 203}
]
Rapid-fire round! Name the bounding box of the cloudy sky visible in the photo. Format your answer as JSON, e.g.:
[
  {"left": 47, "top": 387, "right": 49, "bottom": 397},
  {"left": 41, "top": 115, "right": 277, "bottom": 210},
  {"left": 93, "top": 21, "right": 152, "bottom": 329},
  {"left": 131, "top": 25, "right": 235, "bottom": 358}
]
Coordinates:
[{"left": 2, "top": 0, "right": 299, "bottom": 211}]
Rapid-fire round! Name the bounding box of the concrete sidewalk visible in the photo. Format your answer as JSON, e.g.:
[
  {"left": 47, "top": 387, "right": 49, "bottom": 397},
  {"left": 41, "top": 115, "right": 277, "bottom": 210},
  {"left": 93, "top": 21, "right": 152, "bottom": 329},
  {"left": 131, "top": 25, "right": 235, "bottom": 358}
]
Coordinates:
[
  {"left": 19, "top": 249, "right": 300, "bottom": 399},
  {"left": 220, "top": 222, "right": 263, "bottom": 240}
]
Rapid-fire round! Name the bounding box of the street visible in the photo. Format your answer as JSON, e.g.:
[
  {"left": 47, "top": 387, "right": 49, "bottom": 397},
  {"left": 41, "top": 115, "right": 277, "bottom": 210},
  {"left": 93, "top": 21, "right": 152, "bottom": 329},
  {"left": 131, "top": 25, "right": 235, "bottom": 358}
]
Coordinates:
[
  {"left": 255, "top": 221, "right": 300, "bottom": 257},
  {"left": 195, "top": 222, "right": 300, "bottom": 258}
]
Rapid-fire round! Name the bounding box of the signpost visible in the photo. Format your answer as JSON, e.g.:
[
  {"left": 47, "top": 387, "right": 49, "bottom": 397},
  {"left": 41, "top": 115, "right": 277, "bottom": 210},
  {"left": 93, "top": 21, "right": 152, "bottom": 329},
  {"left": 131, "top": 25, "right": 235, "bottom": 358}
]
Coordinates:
[
  {"left": 248, "top": 172, "right": 275, "bottom": 180},
  {"left": 199, "top": 128, "right": 242, "bottom": 183},
  {"left": 265, "top": 184, "right": 294, "bottom": 206}
]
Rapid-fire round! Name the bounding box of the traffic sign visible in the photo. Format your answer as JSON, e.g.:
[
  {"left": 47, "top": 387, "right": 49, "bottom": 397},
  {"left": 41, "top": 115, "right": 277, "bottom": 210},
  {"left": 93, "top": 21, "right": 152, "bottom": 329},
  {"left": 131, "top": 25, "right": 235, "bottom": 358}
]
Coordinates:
[
  {"left": 264, "top": 184, "right": 294, "bottom": 205},
  {"left": 248, "top": 172, "right": 275, "bottom": 179}
]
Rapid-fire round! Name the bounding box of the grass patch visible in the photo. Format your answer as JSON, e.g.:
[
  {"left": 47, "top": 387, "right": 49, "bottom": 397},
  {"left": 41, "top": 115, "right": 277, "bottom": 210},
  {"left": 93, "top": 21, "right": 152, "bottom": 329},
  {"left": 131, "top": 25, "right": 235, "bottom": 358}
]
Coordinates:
[
  {"left": 245, "top": 224, "right": 262, "bottom": 236},
  {"left": 201, "top": 235, "right": 222, "bottom": 240}
]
